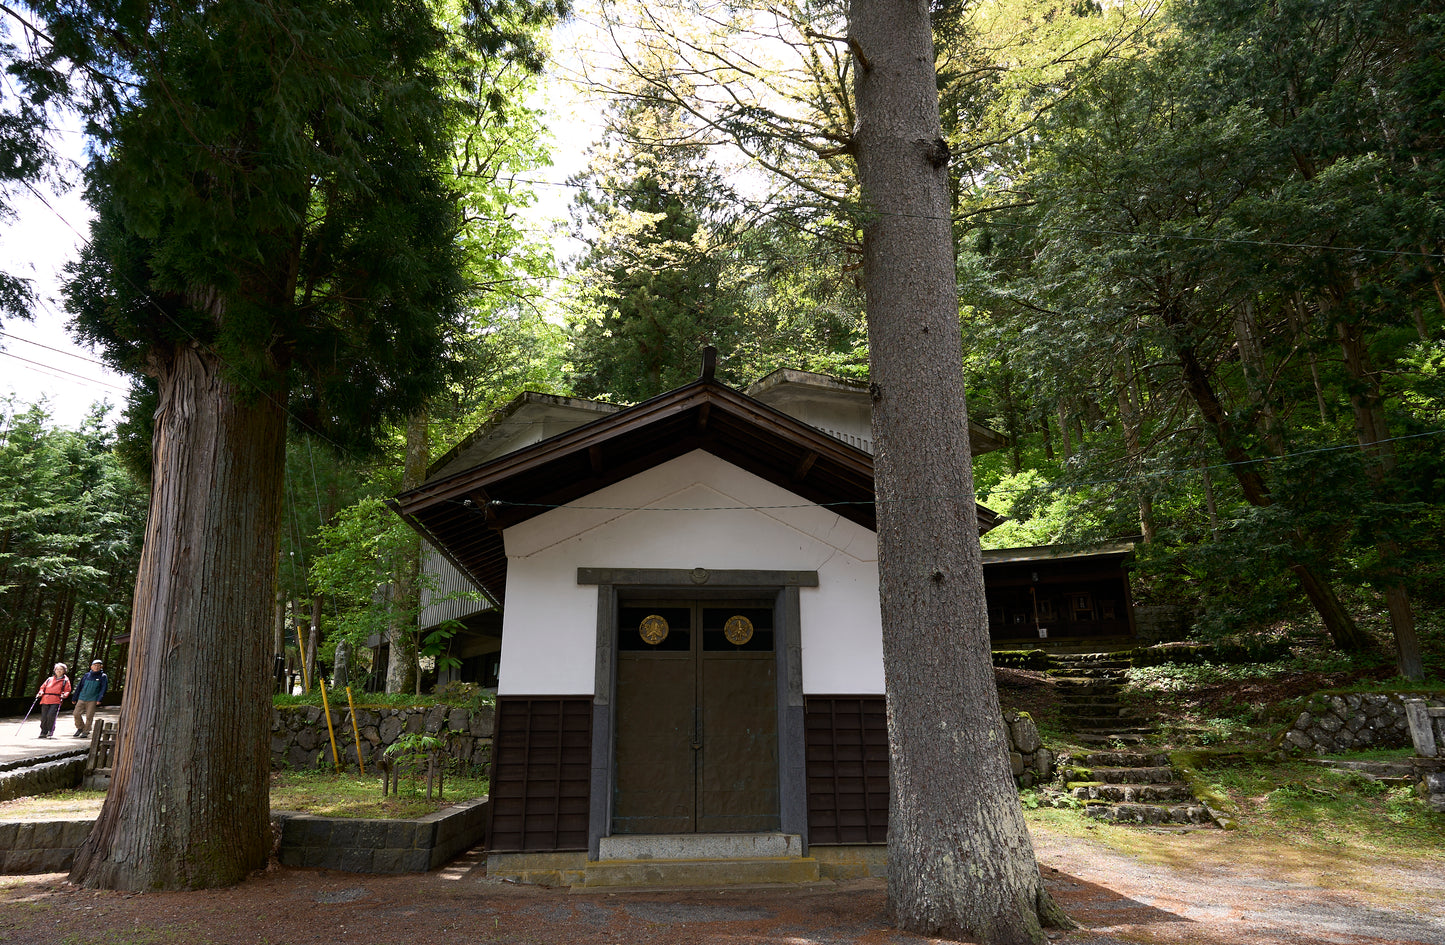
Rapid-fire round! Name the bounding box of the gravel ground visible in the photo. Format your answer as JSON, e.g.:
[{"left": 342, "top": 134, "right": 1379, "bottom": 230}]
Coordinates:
[{"left": 3, "top": 827, "right": 1444, "bottom": 945}]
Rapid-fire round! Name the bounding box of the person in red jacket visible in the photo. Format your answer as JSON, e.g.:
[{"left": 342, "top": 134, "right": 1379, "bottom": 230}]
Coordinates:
[{"left": 36, "top": 663, "right": 71, "bottom": 739}]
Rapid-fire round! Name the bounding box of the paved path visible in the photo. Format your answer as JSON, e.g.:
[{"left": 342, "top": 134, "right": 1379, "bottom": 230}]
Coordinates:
[{"left": 0, "top": 707, "right": 119, "bottom": 769}]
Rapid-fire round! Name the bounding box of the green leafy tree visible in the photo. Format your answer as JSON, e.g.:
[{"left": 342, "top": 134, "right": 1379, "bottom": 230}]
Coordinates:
[
  {"left": 0, "top": 4, "right": 62, "bottom": 322},
  {"left": 960, "top": 0, "right": 1445, "bottom": 672}
]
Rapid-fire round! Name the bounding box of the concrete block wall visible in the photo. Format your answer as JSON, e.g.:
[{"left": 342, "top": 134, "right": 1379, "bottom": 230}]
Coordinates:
[
  {"left": 274, "top": 797, "right": 489, "bottom": 873},
  {"left": 0, "top": 799, "right": 490, "bottom": 876},
  {"left": 0, "top": 819, "right": 92, "bottom": 873}
]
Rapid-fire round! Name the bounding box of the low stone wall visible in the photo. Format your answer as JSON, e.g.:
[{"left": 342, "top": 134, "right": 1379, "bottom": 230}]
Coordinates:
[
  {"left": 0, "top": 818, "right": 92, "bottom": 873},
  {"left": 0, "top": 753, "right": 86, "bottom": 803},
  {"left": 1131, "top": 604, "right": 1193, "bottom": 645},
  {"left": 1278, "top": 691, "right": 1445, "bottom": 754},
  {"left": 271, "top": 704, "right": 494, "bottom": 772},
  {"left": 1004, "top": 711, "right": 1052, "bottom": 787},
  {"left": 274, "top": 797, "right": 488, "bottom": 873},
  {"left": 0, "top": 800, "right": 489, "bottom": 876}
]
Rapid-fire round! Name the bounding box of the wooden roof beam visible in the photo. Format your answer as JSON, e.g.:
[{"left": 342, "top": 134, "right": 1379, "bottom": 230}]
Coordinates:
[{"left": 792, "top": 450, "right": 818, "bottom": 481}]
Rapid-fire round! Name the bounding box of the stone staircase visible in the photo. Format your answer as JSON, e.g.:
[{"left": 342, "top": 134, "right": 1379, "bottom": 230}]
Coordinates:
[
  {"left": 1048, "top": 652, "right": 1217, "bottom": 827},
  {"left": 1065, "top": 750, "right": 1214, "bottom": 825},
  {"left": 1048, "top": 652, "right": 1151, "bottom": 746}
]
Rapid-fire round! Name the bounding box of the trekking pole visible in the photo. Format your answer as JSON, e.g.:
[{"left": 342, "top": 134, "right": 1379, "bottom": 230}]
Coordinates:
[{"left": 14, "top": 696, "right": 39, "bottom": 735}]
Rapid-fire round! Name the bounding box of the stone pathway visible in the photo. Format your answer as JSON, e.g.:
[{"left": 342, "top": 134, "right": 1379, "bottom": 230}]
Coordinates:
[{"left": 0, "top": 708, "right": 117, "bottom": 770}]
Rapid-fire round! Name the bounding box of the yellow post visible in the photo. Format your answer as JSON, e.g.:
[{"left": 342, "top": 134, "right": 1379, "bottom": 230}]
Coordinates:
[
  {"left": 294, "top": 625, "right": 311, "bottom": 692},
  {"left": 345, "top": 686, "right": 366, "bottom": 774},
  {"left": 318, "top": 677, "right": 341, "bottom": 771}
]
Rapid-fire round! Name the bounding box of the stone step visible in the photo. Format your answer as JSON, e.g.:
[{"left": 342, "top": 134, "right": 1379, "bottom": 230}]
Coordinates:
[
  {"left": 1082, "top": 802, "right": 1214, "bottom": 826},
  {"left": 1059, "top": 694, "right": 1124, "bottom": 706},
  {"left": 582, "top": 856, "right": 821, "bottom": 888},
  {"left": 598, "top": 833, "right": 804, "bottom": 861},
  {"left": 1072, "top": 719, "right": 1153, "bottom": 733},
  {"left": 1069, "top": 704, "right": 1127, "bottom": 719},
  {"left": 1086, "top": 765, "right": 1176, "bottom": 784},
  {"left": 1077, "top": 732, "right": 1149, "bottom": 746},
  {"left": 1084, "top": 751, "right": 1172, "bottom": 767},
  {"left": 1054, "top": 678, "right": 1124, "bottom": 692},
  {"left": 1048, "top": 668, "right": 1129, "bottom": 680},
  {"left": 1306, "top": 759, "right": 1416, "bottom": 780},
  {"left": 1071, "top": 782, "right": 1196, "bottom": 804},
  {"left": 1050, "top": 659, "right": 1132, "bottom": 670}
]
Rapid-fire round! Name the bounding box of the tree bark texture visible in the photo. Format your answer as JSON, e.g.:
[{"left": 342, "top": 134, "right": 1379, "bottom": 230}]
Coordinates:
[
  {"left": 849, "top": 2, "right": 1070, "bottom": 941},
  {"left": 386, "top": 410, "right": 429, "bottom": 694},
  {"left": 70, "top": 345, "right": 286, "bottom": 890}
]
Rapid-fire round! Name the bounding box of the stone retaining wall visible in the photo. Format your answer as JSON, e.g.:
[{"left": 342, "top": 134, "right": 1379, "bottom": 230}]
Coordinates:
[
  {"left": 274, "top": 797, "right": 488, "bottom": 873},
  {"left": 0, "top": 818, "right": 92, "bottom": 873},
  {"left": 1004, "top": 711, "right": 1053, "bottom": 787},
  {"left": 272, "top": 704, "right": 494, "bottom": 772},
  {"left": 0, "top": 754, "right": 86, "bottom": 803},
  {"left": 1279, "top": 691, "right": 1445, "bottom": 754},
  {"left": 0, "top": 799, "right": 490, "bottom": 876}
]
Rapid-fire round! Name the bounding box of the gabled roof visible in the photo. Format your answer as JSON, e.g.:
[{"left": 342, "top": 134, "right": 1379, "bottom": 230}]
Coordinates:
[
  {"left": 391, "top": 377, "right": 1001, "bottom": 605},
  {"left": 745, "top": 368, "right": 1009, "bottom": 456}
]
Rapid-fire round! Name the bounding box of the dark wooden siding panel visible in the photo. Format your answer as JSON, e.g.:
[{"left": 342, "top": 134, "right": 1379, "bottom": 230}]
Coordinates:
[
  {"left": 805, "top": 696, "right": 889, "bottom": 845},
  {"left": 488, "top": 696, "right": 593, "bottom": 852}
]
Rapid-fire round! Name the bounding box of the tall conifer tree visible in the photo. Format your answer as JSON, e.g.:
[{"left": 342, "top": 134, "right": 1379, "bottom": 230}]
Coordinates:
[{"left": 12, "top": 0, "right": 563, "bottom": 889}]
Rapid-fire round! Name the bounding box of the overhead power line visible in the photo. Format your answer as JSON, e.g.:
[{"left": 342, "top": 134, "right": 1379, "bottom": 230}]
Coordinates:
[
  {"left": 0, "top": 349, "right": 129, "bottom": 391},
  {"left": 0, "top": 330, "right": 113, "bottom": 368}
]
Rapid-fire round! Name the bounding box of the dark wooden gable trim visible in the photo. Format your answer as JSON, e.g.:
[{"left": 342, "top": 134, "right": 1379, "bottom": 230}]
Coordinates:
[{"left": 392, "top": 379, "right": 999, "bottom": 604}]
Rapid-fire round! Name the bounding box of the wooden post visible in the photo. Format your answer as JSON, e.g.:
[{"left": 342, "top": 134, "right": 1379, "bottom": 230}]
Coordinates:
[
  {"left": 345, "top": 686, "right": 365, "bottom": 774},
  {"left": 294, "top": 625, "right": 310, "bottom": 692},
  {"left": 317, "top": 678, "right": 340, "bottom": 770}
]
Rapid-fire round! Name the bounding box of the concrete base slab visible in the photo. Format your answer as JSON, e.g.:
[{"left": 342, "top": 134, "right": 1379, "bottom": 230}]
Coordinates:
[
  {"left": 486, "top": 851, "right": 589, "bottom": 887},
  {"left": 583, "top": 855, "right": 820, "bottom": 888},
  {"left": 810, "top": 844, "right": 888, "bottom": 880},
  {"left": 598, "top": 832, "right": 802, "bottom": 861}
]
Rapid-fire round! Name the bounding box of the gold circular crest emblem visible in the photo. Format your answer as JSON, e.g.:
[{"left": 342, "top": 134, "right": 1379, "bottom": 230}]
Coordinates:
[
  {"left": 723, "top": 615, "right": 754, "bottom": 645},
  {"left": 639, "top": 614, "right": 669, "bottom": 645}
]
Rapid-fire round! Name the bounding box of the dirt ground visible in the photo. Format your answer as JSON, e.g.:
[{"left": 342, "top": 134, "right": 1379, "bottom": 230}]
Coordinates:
[{"left": 4, "top": 826, "right": 1444, "bottom": 945}]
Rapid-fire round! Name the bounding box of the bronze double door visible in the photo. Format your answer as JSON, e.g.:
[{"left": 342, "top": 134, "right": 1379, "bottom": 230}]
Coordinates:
[{"left": 613, "top": 600, "right": 780, "bottom": 835}]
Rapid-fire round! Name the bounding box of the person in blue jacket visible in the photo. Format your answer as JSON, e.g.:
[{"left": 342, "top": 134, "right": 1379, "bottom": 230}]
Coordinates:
[{"left": 71, "top": 660, "right": 109, "bottom": 738}]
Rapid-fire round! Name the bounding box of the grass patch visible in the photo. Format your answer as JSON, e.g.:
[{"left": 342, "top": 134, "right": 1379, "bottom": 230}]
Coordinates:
[
  {"left": 0, "top": 771, "right": 489, "bottom": 822},
  {"left": 271, "top": 769, "right": 488, "bottom": 819},
  {"left": 1197, "top": 757, "right": 1442, "bottom": 860},
  {"left": 0, "top": 788, "right": 107, "bottom": 820}
]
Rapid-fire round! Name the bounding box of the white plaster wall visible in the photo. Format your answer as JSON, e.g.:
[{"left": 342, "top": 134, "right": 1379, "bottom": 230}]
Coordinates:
[
  {"left": 497, "top": 450, "right": 884, "bottom": 696},
  {"left": 770, "top": 399, "right": 873, "bottom": 453}
]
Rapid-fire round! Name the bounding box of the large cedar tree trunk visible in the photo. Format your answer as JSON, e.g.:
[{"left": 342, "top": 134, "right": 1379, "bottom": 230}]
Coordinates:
[
  {"left": 849, "top": 1, "right": 1071, "bottom": 941},
  {"left": 70, "top": 344, "right": 286, "bottom": 889}
]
